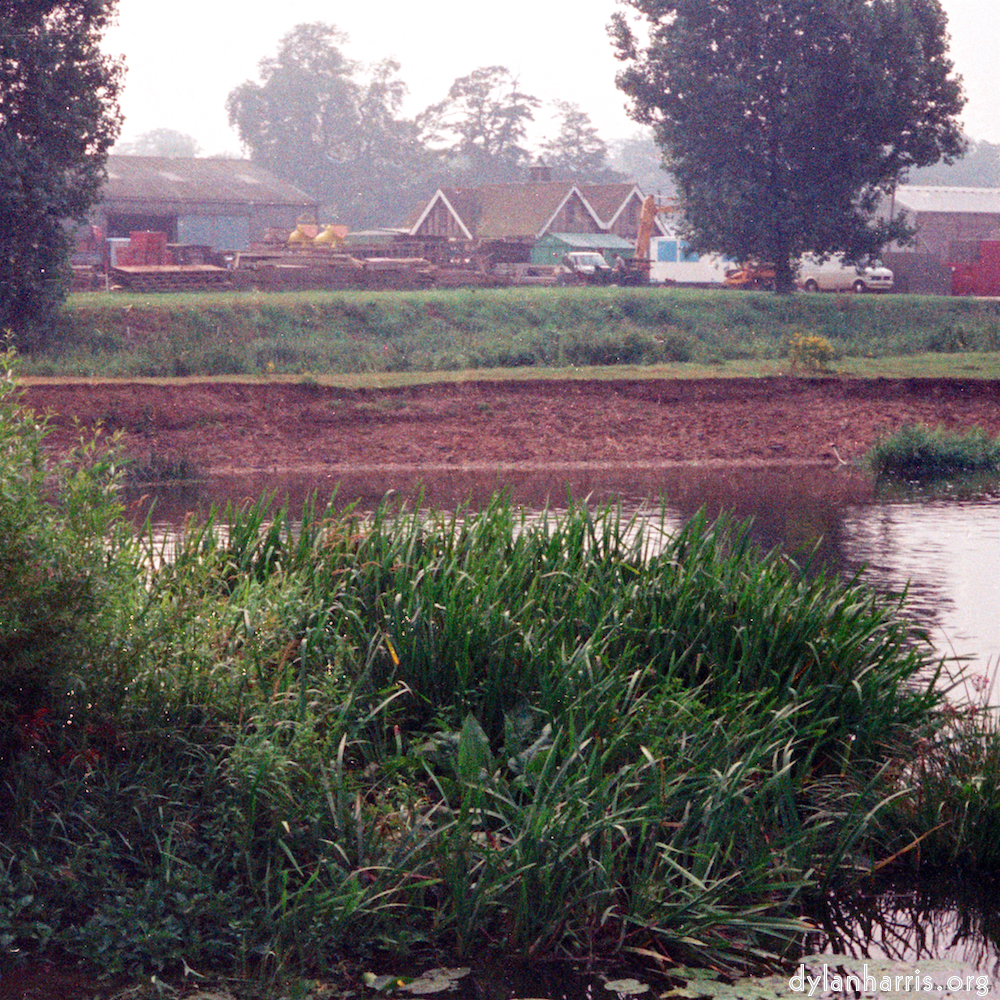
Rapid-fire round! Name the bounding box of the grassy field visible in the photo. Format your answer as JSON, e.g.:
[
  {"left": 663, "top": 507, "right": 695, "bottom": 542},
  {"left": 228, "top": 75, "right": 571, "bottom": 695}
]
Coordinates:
[{"left": 18, "top": 285, "right": 1000, "bottom": 379}]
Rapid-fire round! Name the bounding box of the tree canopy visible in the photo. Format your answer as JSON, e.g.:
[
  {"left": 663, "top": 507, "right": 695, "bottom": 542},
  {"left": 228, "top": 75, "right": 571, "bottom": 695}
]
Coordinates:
[
  {"left": 115, "top": 128, "right": 200, "bottom": 158},
  {"left": 0, "top": 0, "right": 122, "bottom": 335},
  {"left": 611, "top": 0, "right": 966, "bottom": 291},
  {"left": 540, "top": 101, "right": 623, "bottom": 182},
  {"left": 227, "top": 23, "right": 428, "bottom": 229},
  {"left": 418, "top": 66, "right": 540, "bottom": 184},
  {"left": 228, "top": 25, "right": 625, "bottom": 227}
]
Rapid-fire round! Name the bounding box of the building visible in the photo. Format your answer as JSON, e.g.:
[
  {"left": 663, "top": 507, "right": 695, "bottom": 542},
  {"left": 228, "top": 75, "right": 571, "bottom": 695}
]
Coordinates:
[
  {"left": 882, "top": 186, "right": 1000, "bottom": 294},
  {"left": 403, "top": 172, "right": 663, "bottom": 261},
  {"left": 890, "top": 186, "right": 1000, "bottom": 258},
  {"left": 90, "top": 156, "right": 319, "bottom": 251}
]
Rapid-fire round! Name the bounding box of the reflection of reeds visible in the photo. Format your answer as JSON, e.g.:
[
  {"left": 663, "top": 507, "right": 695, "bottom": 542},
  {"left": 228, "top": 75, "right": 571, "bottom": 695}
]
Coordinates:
[
  {"left": 868, "top": 424, "right": 1000, "bottom": 478},
  {"left": 124, "top": 449, "right": 201, "bottom": 483}
]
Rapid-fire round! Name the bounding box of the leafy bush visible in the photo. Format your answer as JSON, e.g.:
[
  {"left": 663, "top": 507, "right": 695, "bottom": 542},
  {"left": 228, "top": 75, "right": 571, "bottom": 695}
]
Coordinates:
[{"left": 0, "top": 350, "right": 137, "bottom": 731}]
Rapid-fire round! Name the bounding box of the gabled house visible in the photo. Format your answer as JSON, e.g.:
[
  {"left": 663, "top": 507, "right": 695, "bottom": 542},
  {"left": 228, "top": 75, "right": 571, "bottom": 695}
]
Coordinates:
[{"left": 403, "top": 176, "right": 664, "bottom": 258}]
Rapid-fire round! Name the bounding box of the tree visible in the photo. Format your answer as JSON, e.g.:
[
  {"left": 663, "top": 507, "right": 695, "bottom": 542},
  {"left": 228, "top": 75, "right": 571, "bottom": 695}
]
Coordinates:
[
  {"left": 227, "top": 22, "right": 428, "bottom": 228},
  {"left": 909, "top": 137, "right": 1000, "bottom": 187},
  {"left": 608, "top": 131, "right": 676, "bottom": 197},
  {"left": 419, "top": 66, "right": 540, "bottom": 184},
  {"left": 0, "top": 1, "right": 122, "bottom": 336},
  {"left": 115, "top": 128, "right": 201, "bottom": 158},
  {"left": 539, "top": 101, "right": 623, "bottom": 182},
  {"left": 611, "top": 0, "right": 966, "bottom": 292}
]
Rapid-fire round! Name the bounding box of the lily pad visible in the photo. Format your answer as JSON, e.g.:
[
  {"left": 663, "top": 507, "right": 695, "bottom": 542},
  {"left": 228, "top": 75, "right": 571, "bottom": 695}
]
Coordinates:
[
  {"left": 605, "top": 979, "right": 650, "bottom": 996},
  {"left": 399, "top": 968, "right": 471, "bottom": 995}
]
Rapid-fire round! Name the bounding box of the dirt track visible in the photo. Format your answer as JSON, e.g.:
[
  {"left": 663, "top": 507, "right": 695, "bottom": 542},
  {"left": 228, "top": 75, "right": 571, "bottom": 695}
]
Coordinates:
[{"left": 22, "top": 376, "right": 1000, "bottom": 475}]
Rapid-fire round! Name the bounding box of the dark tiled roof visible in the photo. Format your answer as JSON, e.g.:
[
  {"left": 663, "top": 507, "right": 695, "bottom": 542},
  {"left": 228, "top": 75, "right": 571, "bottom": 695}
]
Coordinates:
[{"left": 101, "top": 156, "right": 318, "bottom": 208}]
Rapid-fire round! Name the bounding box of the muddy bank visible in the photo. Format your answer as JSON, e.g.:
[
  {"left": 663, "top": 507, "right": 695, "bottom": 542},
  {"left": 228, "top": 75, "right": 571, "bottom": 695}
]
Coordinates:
[{"left": 22, "top": 376, "right": 1000, "bottom": 475}]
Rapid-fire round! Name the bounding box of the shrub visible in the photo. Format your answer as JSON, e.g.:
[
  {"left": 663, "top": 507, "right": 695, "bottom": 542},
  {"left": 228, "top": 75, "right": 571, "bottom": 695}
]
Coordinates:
[
  {"left": 788, "top": 331, "right": 834, "bottom": 372},
  {"left": 0, "top": 349, "right": 137, "bottom": 734}
]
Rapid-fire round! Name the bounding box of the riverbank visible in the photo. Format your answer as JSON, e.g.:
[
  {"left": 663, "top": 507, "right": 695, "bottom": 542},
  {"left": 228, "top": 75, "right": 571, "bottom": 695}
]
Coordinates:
[{"left": 23, "top": 374, "right": 1000, "bottom": 476}]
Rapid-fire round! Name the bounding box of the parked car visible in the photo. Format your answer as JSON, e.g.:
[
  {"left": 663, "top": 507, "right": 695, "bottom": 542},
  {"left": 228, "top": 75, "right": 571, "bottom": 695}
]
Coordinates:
[
  {"left": 556, "top": 251, "right": 615, "bottom": 285},
  {"left": 723, "top": 262, "right": 777, "bottom": 290},
  {"left": 796, "top": 254, "right": 894, "bottom": 293}
]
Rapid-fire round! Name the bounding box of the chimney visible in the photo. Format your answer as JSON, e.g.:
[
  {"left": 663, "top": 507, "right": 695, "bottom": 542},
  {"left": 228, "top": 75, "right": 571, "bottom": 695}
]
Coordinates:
[{"left": 527, "top": 160, "right": 551, "bottom": 184}]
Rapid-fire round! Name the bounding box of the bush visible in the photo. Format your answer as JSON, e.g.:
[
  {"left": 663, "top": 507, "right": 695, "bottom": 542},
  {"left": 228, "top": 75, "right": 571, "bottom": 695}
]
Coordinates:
[{"left": 0, "top": 350, "right": 137, "bottom": 749}]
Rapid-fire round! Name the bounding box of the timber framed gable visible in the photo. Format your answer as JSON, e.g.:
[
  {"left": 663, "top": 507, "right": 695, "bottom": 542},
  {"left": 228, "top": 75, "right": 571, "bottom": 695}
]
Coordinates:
[{"left": 411, "top": 190, "right": 474, "bottom": 240}]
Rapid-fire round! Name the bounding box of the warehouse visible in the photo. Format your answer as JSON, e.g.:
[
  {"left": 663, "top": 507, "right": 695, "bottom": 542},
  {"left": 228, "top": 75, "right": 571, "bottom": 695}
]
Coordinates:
[{"left": 90, "top": 156, "right": 319, "bottom": 252}]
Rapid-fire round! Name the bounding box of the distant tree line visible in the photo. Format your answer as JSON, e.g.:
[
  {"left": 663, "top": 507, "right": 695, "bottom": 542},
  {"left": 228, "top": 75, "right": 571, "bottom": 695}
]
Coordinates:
[{"left": 220, "top": 22, "right": 643, "bottom": 229}]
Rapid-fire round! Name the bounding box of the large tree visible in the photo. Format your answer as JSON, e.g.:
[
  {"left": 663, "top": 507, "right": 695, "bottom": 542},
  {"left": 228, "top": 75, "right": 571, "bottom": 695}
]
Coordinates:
[
  {"left": 611, "top": 0, "right": 965, "bottom": 292},
  {"left": 539, "top": 101, "right": 623, "bottom": 182},
  {"left": 0, "top": 1, "right": 122, "bottom": 335},
  {"left": 419, "top": 66, "right": 540, "bottom": 184},
  {"left": 227, "top": 23, "right": 427, "bottom": 228}
]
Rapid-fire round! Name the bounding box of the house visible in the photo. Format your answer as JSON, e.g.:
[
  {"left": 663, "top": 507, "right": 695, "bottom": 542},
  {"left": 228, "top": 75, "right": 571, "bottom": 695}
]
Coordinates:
[
  {"left": 89, "top": 156, "right": 319, "bottom": 251},
  {"left": 403, "top": 172, "right": 663, "bottom": 262}
]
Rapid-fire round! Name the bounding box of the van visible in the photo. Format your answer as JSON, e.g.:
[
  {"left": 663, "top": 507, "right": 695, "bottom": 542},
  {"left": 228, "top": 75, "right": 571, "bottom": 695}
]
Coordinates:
[{"left": 796, "top": 254, "right": 894, "bottom": 293}]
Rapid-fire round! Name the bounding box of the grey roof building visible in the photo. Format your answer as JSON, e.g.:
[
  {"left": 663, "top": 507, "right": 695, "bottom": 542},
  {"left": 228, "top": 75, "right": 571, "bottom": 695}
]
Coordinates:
[{"left": 92, "top": 156, "right": 319, "bottom": 250}]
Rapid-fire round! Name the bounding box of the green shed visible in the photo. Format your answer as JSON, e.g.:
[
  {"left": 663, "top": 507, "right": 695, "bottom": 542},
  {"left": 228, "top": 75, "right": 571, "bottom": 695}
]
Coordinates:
[{"left": 531, "top": 232, "right": 636, "bottom": 266}]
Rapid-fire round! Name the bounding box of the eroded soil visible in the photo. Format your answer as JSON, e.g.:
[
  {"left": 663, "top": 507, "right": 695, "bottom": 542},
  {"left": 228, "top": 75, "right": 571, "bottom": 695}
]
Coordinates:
[{"left": 21, "top": 375, "right": 1000, "bottom": 475}]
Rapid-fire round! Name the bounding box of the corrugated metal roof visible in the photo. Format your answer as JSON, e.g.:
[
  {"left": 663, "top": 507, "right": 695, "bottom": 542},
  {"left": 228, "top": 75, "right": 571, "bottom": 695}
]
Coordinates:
[
  {"left": 102, "top": 156, "right": 318, "bottom": 207},
  {"left": 894, "top": 186, "right": 1000, "bottom": 215},
  {"left": 541, "top": 232, "right": 635, "bottom": 249}
]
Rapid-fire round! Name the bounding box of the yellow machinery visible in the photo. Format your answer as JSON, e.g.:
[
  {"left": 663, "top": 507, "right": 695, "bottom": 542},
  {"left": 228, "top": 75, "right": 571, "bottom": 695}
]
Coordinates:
[{"left": 632, "top": 195, "right": 680, "bottom": 279}]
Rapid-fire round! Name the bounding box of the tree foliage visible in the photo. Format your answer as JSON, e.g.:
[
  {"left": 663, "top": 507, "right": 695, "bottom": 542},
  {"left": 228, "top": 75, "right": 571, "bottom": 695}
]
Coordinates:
[
  {"left": 612, "top": 0, "right": 966, "bottom": 291},
  {"left": 226, "top": 23, "right": 428, "bottom": 229},
  {"left": 0, "top": 0, "right": 122, "bottom": 336},
  {"left": 419, "top": 65, "right": 540, "bottom": 184},
  {"left": 540, "top": 101, "right": 623, "bottom": 182},
  {"left": 115, "top": 128, "right": 200, "bottom": 158},
  {"left": 909, "top": 137, "right": 1000, "bottom": 187}
]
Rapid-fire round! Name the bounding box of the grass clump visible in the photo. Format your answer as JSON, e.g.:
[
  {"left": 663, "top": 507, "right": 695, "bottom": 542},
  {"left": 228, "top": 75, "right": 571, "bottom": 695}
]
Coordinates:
[
  {"left": 1, "top": 497, "right": 949, "bottom": 980},
  {"left": 867, "top": 424, "right": 1000, "bottom": 478}
]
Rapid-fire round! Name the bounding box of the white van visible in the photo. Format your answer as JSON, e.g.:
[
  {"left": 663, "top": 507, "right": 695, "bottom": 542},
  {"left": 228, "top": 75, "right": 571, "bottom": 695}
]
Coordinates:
[
  {"left": 649, "top": 236, "right": 729, "bottom": 285},
  {"left": 796, "top": 254, "right": 894, "bottom": 293}
]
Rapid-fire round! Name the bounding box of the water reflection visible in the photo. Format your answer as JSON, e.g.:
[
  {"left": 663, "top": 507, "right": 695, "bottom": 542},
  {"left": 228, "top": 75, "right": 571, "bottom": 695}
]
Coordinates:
[{"left": 808, "top": 878, "right": 1000, "bottom": 982}]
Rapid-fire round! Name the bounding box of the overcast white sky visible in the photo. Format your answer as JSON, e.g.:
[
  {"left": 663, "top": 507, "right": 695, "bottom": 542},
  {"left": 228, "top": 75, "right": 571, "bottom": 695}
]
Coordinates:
[{"left": 103, "top": 0, "right": 1000, "bottom": 156}]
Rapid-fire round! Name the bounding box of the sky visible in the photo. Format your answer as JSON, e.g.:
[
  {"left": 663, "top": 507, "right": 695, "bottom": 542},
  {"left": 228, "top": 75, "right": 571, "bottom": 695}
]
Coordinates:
[{"left": 103, "top": 0, "right": 1000, "bottom": 156}]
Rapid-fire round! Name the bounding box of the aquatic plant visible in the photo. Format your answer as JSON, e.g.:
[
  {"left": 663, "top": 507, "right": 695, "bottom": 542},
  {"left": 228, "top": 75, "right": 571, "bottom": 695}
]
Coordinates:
[
  {"left": 0, "top": 475, "right": 952, "bottom": 978},
  {"left": 867, "top": 423, "right": 1000, "bottom": 478}
]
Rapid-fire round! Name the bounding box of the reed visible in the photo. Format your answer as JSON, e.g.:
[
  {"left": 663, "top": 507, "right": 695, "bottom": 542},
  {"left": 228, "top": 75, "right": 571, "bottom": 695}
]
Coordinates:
[
  {"left": 867, "top": 424, "right": 1000, "bottom": 478},
  {"left": 0, "top": 452, "right": 957, "bottom": 979}
]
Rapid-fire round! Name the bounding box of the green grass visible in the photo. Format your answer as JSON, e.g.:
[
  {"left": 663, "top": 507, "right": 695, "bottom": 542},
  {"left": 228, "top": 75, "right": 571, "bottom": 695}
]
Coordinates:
[
  {"left": 16, "top": 285, "right": 1000, "bottom": 379},
  {"left": 867, "top": 424, "right": 1000, "bottom": 478}
]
